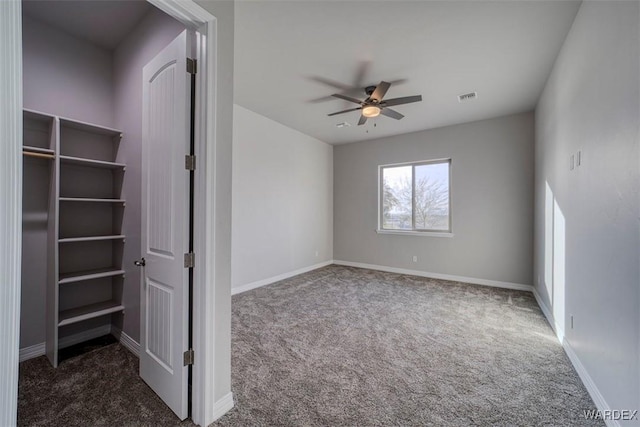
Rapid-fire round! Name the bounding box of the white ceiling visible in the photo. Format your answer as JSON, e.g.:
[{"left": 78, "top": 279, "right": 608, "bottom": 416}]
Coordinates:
[
  {"left": 235, "top": 1, "right": 581, "bottom": 145},
  {"left": 22, "top": 0, "right": 152, "bottom": 50}
]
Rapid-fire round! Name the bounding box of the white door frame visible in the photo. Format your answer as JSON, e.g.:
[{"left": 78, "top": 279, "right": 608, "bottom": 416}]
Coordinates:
[
  {"left": 0, "top": 1, "right": 232, "bottom": 425},
  {"left": 0, "top": 1, "right": 23, "bottom": 426}
]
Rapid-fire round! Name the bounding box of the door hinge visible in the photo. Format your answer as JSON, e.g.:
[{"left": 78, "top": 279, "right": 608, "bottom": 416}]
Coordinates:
[
  {"left": 185, "top": 155, "right": 196, "bottom": 171},
  {"left": 187, "top": 58, "right": 197, "bottom": 75},
  {"left": 183, "top": 348, "right": 194, "bottom": 366},
  {"left": 184, "top": 252, "right": 195, "bottom": 268}
]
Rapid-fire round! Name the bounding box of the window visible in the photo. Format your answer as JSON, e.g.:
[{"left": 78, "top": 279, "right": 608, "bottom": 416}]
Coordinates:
[{"left": 379, "top": 159, "right": 451, "bottom": 233}]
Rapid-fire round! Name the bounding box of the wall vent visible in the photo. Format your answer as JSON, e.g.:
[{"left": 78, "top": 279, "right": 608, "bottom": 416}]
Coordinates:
[{"left": 458, "top": 92, "right": 477, "bottom": 102}]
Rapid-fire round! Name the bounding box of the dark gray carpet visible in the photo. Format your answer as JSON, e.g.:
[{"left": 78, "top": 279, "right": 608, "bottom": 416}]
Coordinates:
[
  {"left": 215, "top": 265, "right": 601, "bottom": 426},
  {"left": 19, "top": 265, "right": 601, "bottom": 426},
  {"left": 18, "top": 343, "right": 193, "bottom": 426}
]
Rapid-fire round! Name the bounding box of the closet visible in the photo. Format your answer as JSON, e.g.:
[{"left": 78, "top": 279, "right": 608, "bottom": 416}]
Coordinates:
[
  {"left": 20, "top": 1, "right": 186, "bottom": 367},
  {"left": 23, "top": 109, "right": 126, "bottom": 367}
]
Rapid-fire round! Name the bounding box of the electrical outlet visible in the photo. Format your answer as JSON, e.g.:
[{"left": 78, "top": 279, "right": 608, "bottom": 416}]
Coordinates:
[
  {"left": 412, "top": 256, "right": 418, "bottom": 263},
  {"left": 315, "top": 250, "right": 319, "bottom": 257}
]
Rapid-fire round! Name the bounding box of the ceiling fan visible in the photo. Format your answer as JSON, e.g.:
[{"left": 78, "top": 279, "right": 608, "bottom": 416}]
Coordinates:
[{"left": 328, "top": 81, "right": 422, "bottom": 125}]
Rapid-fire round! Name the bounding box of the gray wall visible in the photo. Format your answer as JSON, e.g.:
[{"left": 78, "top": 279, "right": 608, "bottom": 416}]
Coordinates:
[
  {"left": 232, "top": 105, "right": 333, "bottom": 290},
  {"left": 334, "top": 112, "right": 534, "bottom": 286},
  {"left": 22, "top": 15, "right": 114, "bottom": 127},
  {"left": 534, "top": 0, "right": 639, "bottom": 414},
  {"left": 20, "top": 158, "right": 49, "bottom": 348},
  {"left": 21, "top": 15, "right": 115, "bottom": 348},
  {"left": 113, "top": 5, "right": 185, "bottom": 344}
]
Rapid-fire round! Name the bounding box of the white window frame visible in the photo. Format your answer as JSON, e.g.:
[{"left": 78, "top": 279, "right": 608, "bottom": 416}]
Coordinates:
[{"left": 377, "top": 158, "right": 453, "bottom": 237}]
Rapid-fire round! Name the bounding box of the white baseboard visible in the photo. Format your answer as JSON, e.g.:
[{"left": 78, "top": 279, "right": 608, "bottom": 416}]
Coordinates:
[
  {"left": 231, "top": 260, "right": 334, "bottom": 295},
  {"left": 333, "top": 260, "right": 533, "bottom": 292},
  {"left": 19, "top": 324, "right": 112, "bottom": 362},
  {"left": 531, "top": 287, "right": 617, "bottom": 427},
  {"left": 19, "top": 343, "right": 45, "bottom": 363},
  {"left": 111, "top": 327, "right": 141, "bottom": 358},
  {"left": 562, "top": 338, "right": 619, "bottom": 427},
  {"left": 212, "top": 392, "right": 234, "bottom": 421},
  {"left": 532, "top": 287, "right": 565, "bottom": 342}
]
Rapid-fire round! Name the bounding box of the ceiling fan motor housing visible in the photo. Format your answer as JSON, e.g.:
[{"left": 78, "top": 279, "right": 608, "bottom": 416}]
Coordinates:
[{"left": 365, "top": 85, "right": 377, "bottom": 98}]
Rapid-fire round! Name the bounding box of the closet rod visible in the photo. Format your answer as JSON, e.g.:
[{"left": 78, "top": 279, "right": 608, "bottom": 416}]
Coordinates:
[{"left": 23, "top": 151, "right": 54, "bottom": 160}]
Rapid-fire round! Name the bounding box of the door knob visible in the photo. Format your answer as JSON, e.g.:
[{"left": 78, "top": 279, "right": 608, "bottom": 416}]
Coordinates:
[{"left": 134, "top": 258, "right": 146, "bottom": 267}]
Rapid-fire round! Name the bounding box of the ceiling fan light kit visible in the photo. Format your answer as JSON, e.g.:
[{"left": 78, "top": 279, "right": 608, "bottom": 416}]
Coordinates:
[
  {"left": 362, "top": 105, "right": 381, "bottom": 118},
  {"left": 327, "top": 80, "right": 422, "bottom": 125}
]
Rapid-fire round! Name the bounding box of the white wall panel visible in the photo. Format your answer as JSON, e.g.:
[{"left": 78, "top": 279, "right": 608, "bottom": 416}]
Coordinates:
[
  {"left": 232, "top": 105, "right": 333, "bottom": 289},
  {"left": 534, "top": 1, "right": 639, "bottom": 416}
]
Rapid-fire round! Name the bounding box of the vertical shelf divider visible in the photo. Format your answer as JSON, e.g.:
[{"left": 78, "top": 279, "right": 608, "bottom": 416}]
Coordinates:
[{"left": 45, "top": 116, "right": 60, "bottom": 367}]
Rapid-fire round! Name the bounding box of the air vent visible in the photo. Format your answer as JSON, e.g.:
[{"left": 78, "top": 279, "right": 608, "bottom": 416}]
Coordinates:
[{"left": 458, "top": 92, "right": 477, "bottom": 102}]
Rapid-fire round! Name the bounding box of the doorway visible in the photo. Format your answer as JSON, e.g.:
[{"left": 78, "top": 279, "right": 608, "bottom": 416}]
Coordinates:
[{"left": 10, "top": 0, "right": 221, "bottom": 424}]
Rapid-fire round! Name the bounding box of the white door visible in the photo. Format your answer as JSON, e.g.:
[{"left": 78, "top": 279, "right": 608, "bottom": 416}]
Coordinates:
[{"left": 140, "top": 30, "right": 192, "bottom": 420}]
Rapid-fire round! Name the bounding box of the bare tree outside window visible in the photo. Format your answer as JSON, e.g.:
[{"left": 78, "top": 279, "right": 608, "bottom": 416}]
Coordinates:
[
  {"left": 382, "top": 165, "right": 412, "bottom": 229},
  {"left": 380, "top": 160, "right": 450, "bottom": 232}
]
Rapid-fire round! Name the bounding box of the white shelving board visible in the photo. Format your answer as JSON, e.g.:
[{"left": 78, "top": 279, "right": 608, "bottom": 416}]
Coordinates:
[
  {"left": 60, "top": 155, "right": 126, "bottom": 169},
  {"left": 59, "top": 267, "right": 125, "bottom": 285},
  {"left": 59, "top": 117, "right": 122, "bottom": 137},
  {"left": 58, "top": 301, "right": 125, "bottom": 327},
  {"left": 59, "top": 197, "right": 125, "bottom": 203}
]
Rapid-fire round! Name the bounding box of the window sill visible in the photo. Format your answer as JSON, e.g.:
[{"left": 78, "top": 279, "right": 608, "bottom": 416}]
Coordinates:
[{"left": 376, "top": 229, "right": 454, "bottom": 238}]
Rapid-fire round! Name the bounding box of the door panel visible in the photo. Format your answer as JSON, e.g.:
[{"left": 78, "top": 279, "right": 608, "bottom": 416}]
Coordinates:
[
  {"left": 146, "top": 279, "right": 173, "bottom": 372},
  {"left": 140, "top": 30, "right": 191, "bottom": 420}
]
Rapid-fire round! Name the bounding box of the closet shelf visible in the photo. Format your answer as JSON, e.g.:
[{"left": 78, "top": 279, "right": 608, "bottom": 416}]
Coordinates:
[
  {"left": 59, "top": 197, "right": 125, "bottom": 204},
  {"left": 60, "top": 155, "right": 125, "bottom": 169},
  {"left": 58, "top": 300, "right": 124, "bottom": 327},
  {"left": 23, "top": 145, "right": 54, "bottom": 155},
  {"left": 59, "top": 267, "right": 125, "bottom": 285},
  {"left": 59, "top": 235, "right": 125, "bottom": 243},
  {"left": 24, "top": 108, "right": 56, "bottom": 121},
  {"left": 59, "top": 118, "right": 122, "bottom": 137}
]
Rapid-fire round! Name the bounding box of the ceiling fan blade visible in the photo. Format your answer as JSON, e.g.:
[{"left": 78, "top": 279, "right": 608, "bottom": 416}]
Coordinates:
[
  {"left": 353, "top": 60, "right": 370, "bottom": 88},
  {"left": 328, "top": 107, "right": 362, "bottom": 117},
  {"left": 309, "top": 76, "right": 351, "bottom": 91},
  {"left": 309, "top": 94, "right": 340, "bottom": 104},
  {"left": 381, "top": 95, "right": 422, "bottom": 107},
  {"left": 388, "top": 78, "right": 407, "bottom": 87},
  {"left": 370, "top": 81, "right": 391, "bottom": 101},
  {"left": 360, "top": 79, "right": 407, "bottom": 95},
  {"left": 312, "top": 85, "right": 369, "bottom": 103},
  {"left": 332, "top": 93, "right": 363, "bottom": 105},
  {"left": 380, "top": 108, "right": 404, "bottom": 120},
  {"left": 358, "top": 115, "right": 368, "bottom": 126}
]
